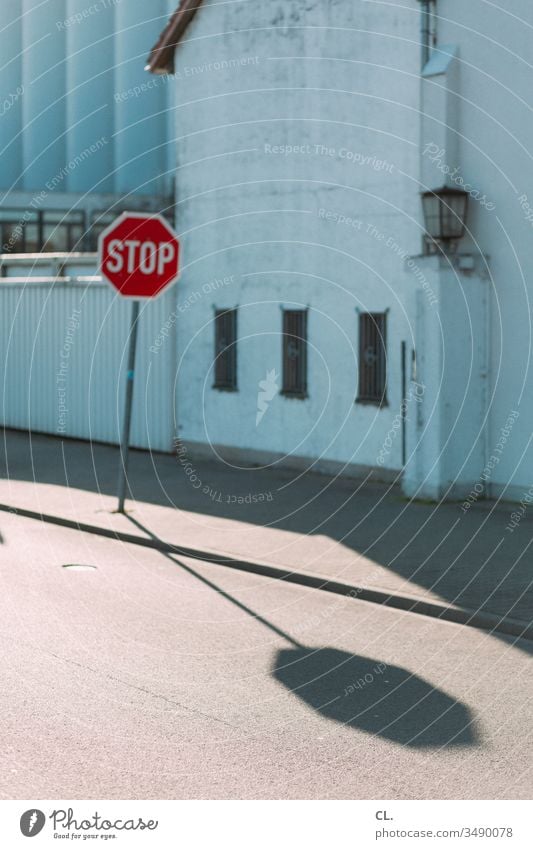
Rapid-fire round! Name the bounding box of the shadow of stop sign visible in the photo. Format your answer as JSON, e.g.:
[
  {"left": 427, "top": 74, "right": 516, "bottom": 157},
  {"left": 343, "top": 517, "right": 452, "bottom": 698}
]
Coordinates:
[{"left": 98, "top": 212, "right": 180, "bottom": 299}]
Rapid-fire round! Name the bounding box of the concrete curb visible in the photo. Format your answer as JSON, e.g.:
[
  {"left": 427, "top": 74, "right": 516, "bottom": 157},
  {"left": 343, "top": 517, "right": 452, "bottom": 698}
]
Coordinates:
[{"left": 2, "top": 501, "right": 532, "bottom": 643}]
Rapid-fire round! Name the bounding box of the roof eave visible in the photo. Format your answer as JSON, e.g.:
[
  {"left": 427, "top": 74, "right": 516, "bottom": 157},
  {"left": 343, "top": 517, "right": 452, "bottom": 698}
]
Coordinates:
[{"left": 146, "top": 0, "right": 204, "bottom": 75}]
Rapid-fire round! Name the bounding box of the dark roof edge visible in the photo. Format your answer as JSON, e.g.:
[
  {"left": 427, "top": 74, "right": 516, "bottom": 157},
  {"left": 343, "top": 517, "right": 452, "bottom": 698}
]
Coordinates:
[{"left": 146, "top": 0, "right": 205, "bottom": 75}]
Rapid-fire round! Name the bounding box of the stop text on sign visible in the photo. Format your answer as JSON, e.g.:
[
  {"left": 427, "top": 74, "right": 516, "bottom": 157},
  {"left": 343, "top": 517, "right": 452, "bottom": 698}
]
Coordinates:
[
  {"left": 105, "top": 239, "right": 176, "bottom": 276},
  {"left": 98, "top": 212, "right": 180, "bottom": 299}
]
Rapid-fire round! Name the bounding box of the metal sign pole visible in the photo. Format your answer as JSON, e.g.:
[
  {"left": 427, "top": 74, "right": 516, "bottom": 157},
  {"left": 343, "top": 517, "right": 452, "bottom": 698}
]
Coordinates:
[{"left": 117, "top": 299, "right": 140, "bottom": 513}]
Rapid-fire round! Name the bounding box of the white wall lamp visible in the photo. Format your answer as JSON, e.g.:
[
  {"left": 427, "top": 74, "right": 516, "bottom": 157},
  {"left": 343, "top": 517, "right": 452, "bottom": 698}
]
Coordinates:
[{"left": 421, "top": 187, "right": 469, "bottom": 248}]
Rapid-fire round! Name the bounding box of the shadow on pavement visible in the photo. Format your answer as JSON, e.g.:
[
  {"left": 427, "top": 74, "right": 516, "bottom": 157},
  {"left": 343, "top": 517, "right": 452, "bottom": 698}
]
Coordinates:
[
  {"left": 122, "top": 516, "right": 478, "bottom": 748},
  {"left": 3, "top": 431, "right": 532, "bottom": 651},
  {"left": 273, "top": 646, "right": 478, "bottom": 748}
]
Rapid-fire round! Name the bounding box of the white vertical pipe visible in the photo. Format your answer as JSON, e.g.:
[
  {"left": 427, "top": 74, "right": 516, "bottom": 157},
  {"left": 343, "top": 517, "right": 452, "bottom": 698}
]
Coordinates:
[
  {"left": 0, "top": 1, "right": 23, "bottom": 193},
  {"left": 21, "top": 0, "right": 67, "bottom": 191},
  {"left": 65, "top": 0, "right": 114, "bottom": 193}
]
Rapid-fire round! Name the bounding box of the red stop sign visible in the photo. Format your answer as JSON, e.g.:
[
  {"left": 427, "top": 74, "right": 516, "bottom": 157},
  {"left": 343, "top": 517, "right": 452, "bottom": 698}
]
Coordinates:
[{"left": 98, "top": 212, "right": 180, "bottom": 299}]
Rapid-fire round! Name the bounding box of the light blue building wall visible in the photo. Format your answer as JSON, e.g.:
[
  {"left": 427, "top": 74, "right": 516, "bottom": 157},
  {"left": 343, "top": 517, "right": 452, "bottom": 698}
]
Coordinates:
[
  {"left": 2, "top": 0, "right": 533, "bottom": 503},
  {"left": 156, "top": 0, "right": 533, "bottom": 502}
]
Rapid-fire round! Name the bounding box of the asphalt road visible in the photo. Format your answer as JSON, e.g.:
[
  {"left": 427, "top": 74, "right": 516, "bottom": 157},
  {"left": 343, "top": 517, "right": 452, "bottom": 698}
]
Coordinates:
[{"left": 0, "top": 511, "right": 532, "bottom": 800}]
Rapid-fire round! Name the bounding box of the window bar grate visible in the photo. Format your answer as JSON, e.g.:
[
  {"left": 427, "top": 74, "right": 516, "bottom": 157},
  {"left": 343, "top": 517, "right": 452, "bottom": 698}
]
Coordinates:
[
  {"left": 357, "top": 312, "right": 387, "bottom": 405},
  {"left": 213, "top": 308, "right": 237, "bottom": 390},
  {"left": 282, "top": 309, "right": 307, "bottom": 397}
]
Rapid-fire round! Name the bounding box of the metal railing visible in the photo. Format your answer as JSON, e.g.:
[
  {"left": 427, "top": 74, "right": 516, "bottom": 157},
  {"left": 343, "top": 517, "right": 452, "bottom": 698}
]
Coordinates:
[{"left": 0, "top": 252, "right": 99, "bottom": 283}]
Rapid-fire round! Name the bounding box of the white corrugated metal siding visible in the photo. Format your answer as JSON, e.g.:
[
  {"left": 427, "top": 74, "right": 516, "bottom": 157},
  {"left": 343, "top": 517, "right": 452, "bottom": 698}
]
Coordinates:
[{"left": 0, "top": 259, "right": 177, "bottom": 452}]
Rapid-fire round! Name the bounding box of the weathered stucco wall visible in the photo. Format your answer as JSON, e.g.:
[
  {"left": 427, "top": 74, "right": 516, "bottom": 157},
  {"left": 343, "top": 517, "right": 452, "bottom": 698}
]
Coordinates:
[{"left": 170, "top": 0, "right": 424, "bottom": 476}]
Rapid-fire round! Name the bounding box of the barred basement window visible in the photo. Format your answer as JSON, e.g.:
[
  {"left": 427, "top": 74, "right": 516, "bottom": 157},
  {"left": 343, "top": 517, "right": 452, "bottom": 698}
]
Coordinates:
[
  {"left": 282, "top": 309, "right": 307, "bottom": 398},
  {"left": 357, "top": 312, "right": 387, "bottom": 405},
  {"left": 213, "top": 308, "right": 237, "bottom": 390}
]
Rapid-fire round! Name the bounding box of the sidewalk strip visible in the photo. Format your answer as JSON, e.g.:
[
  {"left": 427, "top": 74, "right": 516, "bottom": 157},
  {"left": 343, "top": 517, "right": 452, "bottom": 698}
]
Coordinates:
[{"left": 1, "top": 501, "right": 532, "bottom": 642}]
